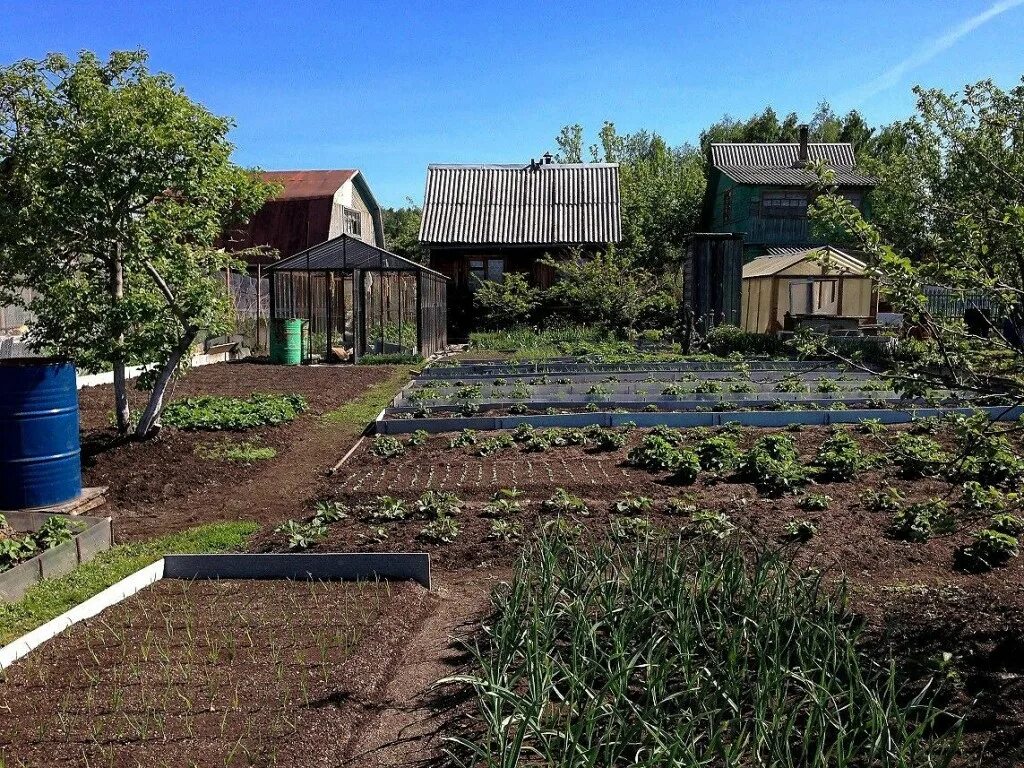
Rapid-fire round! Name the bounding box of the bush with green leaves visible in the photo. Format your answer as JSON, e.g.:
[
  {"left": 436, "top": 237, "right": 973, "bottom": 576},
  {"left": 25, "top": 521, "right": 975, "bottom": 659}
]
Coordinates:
[
  {"left": 887, "top": 499, "right": 954, "bottom": 542},
  {"left": 611, "top": 494, "right": 654, "bottom": 515},
  {"left": 484, "top": 489, "right": 526, "bottom": 517},
  {"left": 541, "top": 488, "right": 589, "bottom": 516},
  {"left": 274, "top": 519, "right": 325, "bottom": 551},
  {"left": 448, "top": 429, "right": 479, "bottom": 449},
  {"left": 589, "top": 428, "right": 627, "bottom": 452},
  {"left": 738, "top": 434, "right": 811, "bottom": 496},
  {"left": 370, "top": 435, "right": 405, "bottom": 459},
  {"left": 473, "top": 272, "right": 540, "bottom": 329},
  {"left": 704, "top": 324, "right": 788, "bottom": 358},
  {"left": 857, "top": 418, "right": 885, "bottom": 435},
  {"left": 669, "top": 450, "right": 702, "bottom": 485},
  {"left": 811, "top": 431, "right": 867, "bottom": 482},
  {"left": 892, "top": 433, "right": 948, "bottom": 479},
  {"left": 990, "top": 513, "right": 1024, "bottom": 537},
  {"left": 775, "top": 376, "right": 808, "bottom": 394},
  {"left": 816, "top": 378, "right": 841, "bottom": 394},
  {"left": 955, "top": 431, "right": 1024, "bottom": 488},
  {"left": 784, "top": 519, "right": 817, "bottom": 542},
  {"left": 627, "top": 435, "right": 684, "bottom": 472},
  {"left": 420, "top": 516, "right": 461, "bottom": 544},
  {"left": 693, "top": 379, "right": 722, "bottom": 394},
  {"left": 0, "top": 515, "right": 84, "bottom": 572},
  {"left": 162, "top": 393, "right": 307, "bottom": 431},
  {"left": 860, "top": 486, "right": 905, "bottom": 514},
  {"left": 961, "top": 481, "right": 1017, "bottom": 515},
  {"left": 956, "top": 529, "right": 1019, "bottom": 572},
  {"left": 477, "top": 433, "right": 514, "bottom": 457},
  {"left": 694, "top": 435, "right": 740, "bottom": 472},
  {"left": 407, "top": 429, "right": 429, "bottom": 447},
  {"left": 798, "top": 493, "right": 832, "bottom": 511},
  {"left": 365, "top": 495, "right": 410, "bottom": 522}
]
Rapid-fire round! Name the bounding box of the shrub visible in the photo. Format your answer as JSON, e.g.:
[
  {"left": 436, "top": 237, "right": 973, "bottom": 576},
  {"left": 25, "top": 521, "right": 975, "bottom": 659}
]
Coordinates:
[
  {"left": 687, "top": 509, "right": 735, "bottom": 539},
  {"left": 414, "top": 490, "right": 462, "bottom": 519},
  {"left": 542, "top": 488, "right": 588, "bottom": 516},
  {"left": 693, "top": 380, "right": 722, "bottom": 394},
  {"left": 589, "top": 428, "right": 627, "bottom": 451},
  {"left": 627, "top": 435, "right": 684, "bottom": 472},
  {"left": 887, "top": 499, "right": 954, "bottom": 542},
  {"left": 366, "top": 495, "right": 410, "bottom": 522},
  {"left": 705, "top": 324, "right": 787, "bottom": 358},
  {"left": 798, "top": 493, "right": 831, "bottom": 511},
  {"left": 474, "top": 272, "right": 540, "bottom": 328},
  {"left": 811, "top": 431, "right": 866, "bottom": 482},
  {"left": 956, "top": 529, "right": 1019, "bottom": 572},
  {"left": 956, "top": 432, "right": 1024, "bottom": 488},
  {"left": 738, "top": 435, "right": 811, "bottom": 496},
  {"left": 892, "top": 433, "right": 948, "bottom": 479},
  {"left": 961, "top": 481, "right": 1015, "bottom": 514},
  {"left": 694, "top": 435, "right": 740, "bottom": 472},
  {"left": 858, "top": 419, "right": 885, "bottom": 435},
  {"left": 784, "top": 519, "right": 817, "bottom": 542},
  {"left": 162, "top": 393, "right": 307, "bottom": 431},
  {"left": 611, "top": 494, "right": 654, "bottom": 515},
  {"left": 449, "top": 429, "right": 478, "bottom": 448},
  {"left": 990, "top": 513, "right": 1024, "bottom": 537},
  {"left": 407, "top": 429, "right": 429, "bottom": 447},
  {"left": 484, "top": 489, "right": 526, "bottom": 517},
  {"left": 420, "top": 516, "right": 461, "bottom": 544},
  {"left": 861, "top": 487, "right": 904, "bottom": 513},
  {"left": 775, "top": 376, "right": 808, "bottom": 394},
  {"left": 370, "top": 435, "right": 405, "bottom": 459},
  {"left": 358, "top": 353, "right": 424, "bottom": 365},
  {"left": 477, "top": 434, "right": 514, "bottom": 457},
  {"left": 816, "top": 378, "right": 841, "bottom": 394},
  {"left": 669, "top": 450, "right": 702, "bottom": 485}
]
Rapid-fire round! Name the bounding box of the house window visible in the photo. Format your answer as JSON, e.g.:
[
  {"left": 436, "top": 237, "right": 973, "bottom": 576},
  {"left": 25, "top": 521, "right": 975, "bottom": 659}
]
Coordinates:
[
  {"left": 468, "top": 257, "right": 504, "bottom": 290},
  {"left": 761, "top": 191, "right": 808, "bottom": 218},
  {"left": 344, "top": 207, "right": 362, "bottom": 237},
  {"left": 722, "top": 188, "right": 733, "bottom": 225}
]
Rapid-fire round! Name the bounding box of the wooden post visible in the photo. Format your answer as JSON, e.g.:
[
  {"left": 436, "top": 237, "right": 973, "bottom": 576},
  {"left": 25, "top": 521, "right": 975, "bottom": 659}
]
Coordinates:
[{"left": 255, "top": 264, "right": 262, "bottom": 351}]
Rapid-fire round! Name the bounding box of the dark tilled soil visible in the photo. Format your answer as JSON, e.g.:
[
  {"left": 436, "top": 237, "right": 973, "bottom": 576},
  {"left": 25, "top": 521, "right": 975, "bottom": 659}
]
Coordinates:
[
  {"left": 0, "top": 579, "right": 439, "bottom": 768},
  {"left": 77, "top": 362, "right": 397, "bottom": 541},
  {"left": 266, "top": 423, "right": 1024, "bottom": 766}
]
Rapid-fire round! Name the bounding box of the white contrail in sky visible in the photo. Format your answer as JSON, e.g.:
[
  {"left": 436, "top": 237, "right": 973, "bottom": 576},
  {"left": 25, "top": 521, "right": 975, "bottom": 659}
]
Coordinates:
[{"left": 850, "top": 0, "right": 1024, "bottom": 103}]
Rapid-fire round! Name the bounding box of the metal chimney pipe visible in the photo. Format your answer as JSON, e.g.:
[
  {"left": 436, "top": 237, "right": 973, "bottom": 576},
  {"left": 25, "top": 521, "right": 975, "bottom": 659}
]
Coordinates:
[{"left": 798, "top": 124, "right": 809, "bottom": 164}]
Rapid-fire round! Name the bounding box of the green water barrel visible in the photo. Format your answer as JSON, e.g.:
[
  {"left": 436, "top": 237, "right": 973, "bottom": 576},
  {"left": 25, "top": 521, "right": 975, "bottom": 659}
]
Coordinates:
[{"left": 269, "top": 319, "right": 308, "bottom": 365}]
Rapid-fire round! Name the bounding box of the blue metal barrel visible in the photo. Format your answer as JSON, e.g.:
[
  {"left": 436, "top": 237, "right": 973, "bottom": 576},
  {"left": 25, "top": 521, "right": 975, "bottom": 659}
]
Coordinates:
[{"left": 0, "top": 358, "right": 82, "bottom": 510}]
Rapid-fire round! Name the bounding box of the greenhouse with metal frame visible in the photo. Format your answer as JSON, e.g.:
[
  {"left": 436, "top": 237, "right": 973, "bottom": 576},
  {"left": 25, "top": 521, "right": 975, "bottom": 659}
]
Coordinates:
[{"left": 267, "top": 234, "right": 448, "bottom": 363}]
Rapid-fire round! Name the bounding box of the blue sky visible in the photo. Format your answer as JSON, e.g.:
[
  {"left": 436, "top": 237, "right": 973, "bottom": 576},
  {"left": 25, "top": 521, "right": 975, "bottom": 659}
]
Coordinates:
[{"left": 4, "top": 1, "right": 1024, "bottom": 207}]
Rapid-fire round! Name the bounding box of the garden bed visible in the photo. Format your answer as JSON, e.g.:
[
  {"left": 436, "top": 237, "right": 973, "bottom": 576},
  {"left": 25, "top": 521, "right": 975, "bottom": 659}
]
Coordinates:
[
  {"left": 0, "top": 512, "right": 112, "bottom": 602},
  {"left": 77, "top": 361, "right": 400, "bottom": 540},
  {"left": 0, "top": 577, "right": 432, "bottom": 767}
]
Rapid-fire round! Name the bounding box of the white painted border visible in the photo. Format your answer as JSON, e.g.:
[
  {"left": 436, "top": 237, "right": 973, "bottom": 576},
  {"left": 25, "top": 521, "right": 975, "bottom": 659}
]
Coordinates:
[
  {"left": 75, "top": 352, "right": 230, "bottom": 390},
  {"left": 0, "top": 559, "right": 165, "bottom": 669}
]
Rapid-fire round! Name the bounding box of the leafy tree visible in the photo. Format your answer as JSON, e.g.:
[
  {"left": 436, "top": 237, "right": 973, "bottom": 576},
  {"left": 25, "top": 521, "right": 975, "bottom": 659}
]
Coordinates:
[
  {"left": 555, "top": 122, "right": 705, "bottom": 273},
  {"left": 808, "top": 77, "right": 1024, "bottom": 402},
  {"left": 0, "top": 51, "right": 273, "bottom": 438},
  {"left": 382, "top": 201, "right": 428, "bottom": 263},
  {"left": 473, "top": 272, "right": 539, "bottom": 329},
  {"left": 542, "top": 247, "right": 668, "bottom": 334}
]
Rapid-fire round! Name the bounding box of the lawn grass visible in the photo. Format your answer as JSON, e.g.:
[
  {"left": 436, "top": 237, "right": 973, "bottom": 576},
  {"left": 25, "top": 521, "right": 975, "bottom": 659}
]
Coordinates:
[
  {"left": 323, "top": 366, "right": 412, "bottom": 432},
  {"left": 0, "top": 521, "right": 257, "bottom": 645}
]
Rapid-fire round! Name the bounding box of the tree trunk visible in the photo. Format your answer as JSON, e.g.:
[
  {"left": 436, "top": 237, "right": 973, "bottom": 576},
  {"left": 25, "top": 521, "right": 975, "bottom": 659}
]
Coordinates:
[
  {"left": 135, "top": 328, "right": 197, "bottom": 439},
  {"left": 110, "top": 247, "right": 130, "bottom": 433}
]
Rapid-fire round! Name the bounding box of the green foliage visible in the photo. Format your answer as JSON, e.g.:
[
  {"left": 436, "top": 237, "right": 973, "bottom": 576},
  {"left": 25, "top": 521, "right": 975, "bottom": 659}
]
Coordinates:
[
  {"left": 370, "top": 435, "right": 406, "bottom": 459},
  {"left": 541, "top": 488, "right": 589, "bottom": 516},
  {"left": 542, "top": 248, "right": 673, "bottom": 333},
  {"left": 961, "top": 481, "right": 1016, "bottom": 515},
  {"left": 694, "top": 435, "right": 740, "bottom": 472},
  {"left": 627, "top": 435, "right": 685, "bottom": 472},
  {"left": 274, "top": 519, "right": 325, "bottom": 551},
  {"left": 195, "top": 438, "right": 277, "bottom": 463},
  {"left": 888, "top": 500, "right": 954, "bottom": 542},
  {"left": 477, "top": 433, "right": 514, "bottom": 457},
  {"left": 705, "top": 324, "right": 788, "bottom": 358},
  {"left": 484, "top": 489, "right": 526, "bottom": 518},
  {"left": 957, "top": 529, "right": 1019, "bottom": 572},
  {"left": 312, "top": 500, "right": 349, "bottom": 524},
  {"left": 0, "top": 536, "right": 37, "bottom": 572},
  {"left": 611, "top": 494, "right": 654, "bottom": 515},
  {"left": 686, "top": 509, "right": 736, "bottom": 539},
  {"left": 857, "top": 418, "right": 885, "bottom": 435},
  {"left": 990, "top": 513, "right": 1024, "bottom": 537},
  {"left": 407, "top": 429, "right": 429, "bottom": 447},
  {"left": 357, "top": 352, "right": 424, "bottom": 365},
  {"left": 775, "top": 376, "right": 809, "bottom": 394},
  {"left": 892, "top": 433, "right": 948, "bottom": 479},
  {"left": 610, "top": 516, "right": 656, "bottom": 542},
  {"left": 588, "top": 427, "right": 627, "bottom": 451},
  {"left": 0, "top": 515, "right": 87, "bottom": 572},
  {"left": 420, "top": 516, "right": 461, "bottom": 544},
  {"left": 811, "top": 431, "right": 867, "bottom": 482},
  {"left": 816, "top": 378, "right": 842, "bottom": 394},
  {"left": 365, "top": 495, "right": 410, "bottom": 522},
  {"left": 381, "top": 204, "right": 428, "bottom": 263},
  {"left": 861, "top": 486, "right": 904, "bottom": 514},
  {"left": 473, "top": 272, "right": 540, "bottom": 329},
  {"left": 448, "top": 429, "right": 479, "bottom": 448},
  {"left": 487, "top": 519, "right": 523, "bottom": 542},
  {"left": 738, "top": 435, "right": 811, "bottom": 496},
  {"left": 414, "top": 490, "right": 462, "bottom": 519},
  {"left": 162, "top": 394, "right": 307, "bottom": 431},
  {"left": 0, "top": 51, "right": 274, "bottom": 437},
  {"left": 784, "top": 519, "right": 818, "bottom": 542},
  {"left": 798, "top": 493, "right": 832, "bottom": 511},
  {"left": 669, "top": 450, "right": 702, "bottom": 486}
]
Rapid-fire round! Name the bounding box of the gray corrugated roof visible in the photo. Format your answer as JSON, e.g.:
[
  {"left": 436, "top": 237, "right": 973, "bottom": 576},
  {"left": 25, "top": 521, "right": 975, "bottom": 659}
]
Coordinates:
[
  {"left": 710, "top": 143, "right": 875, "bottom": 187},
  {"left": 269, "top": 234, "right": 447, "bottom": 277},
  {"left": 419, "top": 163, "right": 622, "bottom": 245}
]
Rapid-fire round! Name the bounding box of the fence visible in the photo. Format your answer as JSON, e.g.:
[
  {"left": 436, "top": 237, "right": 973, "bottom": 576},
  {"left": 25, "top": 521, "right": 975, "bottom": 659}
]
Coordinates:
[
  {"left": 0, "top": 289, "right": 37, "bottom": 334},
  {"left": 923, "top": 284, "right": 998, "bottom": 320},
  {"left": 224, "top": 269, "right": 269, "bottom": 351}
]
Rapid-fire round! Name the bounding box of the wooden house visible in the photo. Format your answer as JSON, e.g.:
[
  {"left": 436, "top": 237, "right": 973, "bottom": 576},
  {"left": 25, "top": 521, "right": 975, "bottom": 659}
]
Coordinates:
[
  {"left": 419, "top": 155, "right": 622, "bottom": 331},
  {"left": 226, "top": 170, "right": 385, "bottom": 269},
  {"left": 704, "top": 127, "right": 876, "bottom": 260},
  {"left": 741, "top": 246, "right": 875, "bottom": 334}
]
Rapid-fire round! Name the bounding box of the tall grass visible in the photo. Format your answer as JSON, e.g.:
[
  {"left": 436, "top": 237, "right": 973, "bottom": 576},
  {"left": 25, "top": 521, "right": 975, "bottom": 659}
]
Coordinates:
[{"left": 446, "top": 534, "right": 961, "bottom": 767}]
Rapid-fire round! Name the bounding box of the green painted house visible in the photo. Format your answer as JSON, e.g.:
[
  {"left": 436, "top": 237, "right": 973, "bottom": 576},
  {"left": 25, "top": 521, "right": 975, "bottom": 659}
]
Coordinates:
[{"left": 704, "top": 128, "right": 876, "bottom": 260}]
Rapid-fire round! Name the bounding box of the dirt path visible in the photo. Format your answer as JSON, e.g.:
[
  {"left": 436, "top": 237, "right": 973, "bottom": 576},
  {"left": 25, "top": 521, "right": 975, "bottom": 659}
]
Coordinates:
[{"left": 338, "top": 567, "right": 507, "bottom": 767}]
